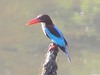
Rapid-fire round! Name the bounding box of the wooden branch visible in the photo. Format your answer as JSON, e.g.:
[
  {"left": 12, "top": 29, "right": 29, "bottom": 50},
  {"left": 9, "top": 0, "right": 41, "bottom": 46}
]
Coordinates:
[{"left": 41, "top": 43, "right": 59, "bottom": 75}]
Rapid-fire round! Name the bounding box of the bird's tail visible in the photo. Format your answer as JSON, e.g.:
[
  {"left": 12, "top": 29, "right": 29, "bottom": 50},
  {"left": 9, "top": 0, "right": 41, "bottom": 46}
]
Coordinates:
[{"left": 65, "top": 47, "right": 71, "bottom": 62}]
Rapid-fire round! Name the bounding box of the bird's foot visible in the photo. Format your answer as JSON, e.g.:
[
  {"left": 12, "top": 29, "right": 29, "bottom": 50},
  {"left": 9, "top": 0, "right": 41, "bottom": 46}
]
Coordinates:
[{"left": 48, "top": 43, "right": 58, "bottom": 51}]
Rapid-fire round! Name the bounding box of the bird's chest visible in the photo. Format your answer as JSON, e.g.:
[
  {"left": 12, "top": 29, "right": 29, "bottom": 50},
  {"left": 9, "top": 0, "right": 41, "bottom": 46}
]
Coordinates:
[
  {"left": 41, "top": 23, "right": 53, "bottom": 35},
  {"left": 41, "top": 23, "right": 47, "bottom": 35}
]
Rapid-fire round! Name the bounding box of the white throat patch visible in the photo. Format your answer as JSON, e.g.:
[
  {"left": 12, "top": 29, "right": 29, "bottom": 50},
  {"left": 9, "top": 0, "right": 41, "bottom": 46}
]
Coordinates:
[{"left": 41, "top": 23, "right": 46, "bottom": 35}]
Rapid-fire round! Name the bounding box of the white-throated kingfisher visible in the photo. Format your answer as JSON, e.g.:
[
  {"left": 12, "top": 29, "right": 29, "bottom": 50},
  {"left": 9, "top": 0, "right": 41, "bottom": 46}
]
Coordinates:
[{"left": 26, "top": 14, "right": 71, "bottom": 62}]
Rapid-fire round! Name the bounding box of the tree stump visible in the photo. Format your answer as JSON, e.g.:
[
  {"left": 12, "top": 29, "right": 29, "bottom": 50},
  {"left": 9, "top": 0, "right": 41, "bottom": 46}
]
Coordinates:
[{"left": 41, "top": 43, "right": 59, "bottom": 75}]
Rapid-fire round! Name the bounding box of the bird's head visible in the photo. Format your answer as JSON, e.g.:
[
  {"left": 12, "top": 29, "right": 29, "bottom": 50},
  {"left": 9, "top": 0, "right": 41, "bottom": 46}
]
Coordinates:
[{"left": 26, "top": 14, "right": 53, "bottom": 25}]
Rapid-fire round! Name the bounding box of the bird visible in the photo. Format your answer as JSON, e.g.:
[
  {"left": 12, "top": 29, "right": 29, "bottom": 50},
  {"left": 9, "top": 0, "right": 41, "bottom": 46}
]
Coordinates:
[{"left": 26, "top": 14, "right": 71, "bottom": 62}]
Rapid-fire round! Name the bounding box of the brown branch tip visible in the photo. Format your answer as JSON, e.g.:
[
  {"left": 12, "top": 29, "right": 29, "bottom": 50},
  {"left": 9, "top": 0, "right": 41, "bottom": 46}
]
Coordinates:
[{"left": 41, "top": 43, "right": 59, "bottom": 75}]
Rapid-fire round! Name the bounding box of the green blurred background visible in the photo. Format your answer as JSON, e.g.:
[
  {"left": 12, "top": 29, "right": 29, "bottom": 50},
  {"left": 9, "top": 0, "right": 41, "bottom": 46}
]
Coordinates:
[{"left": 0, "top": 0, "right": 100, "bottom": 75}]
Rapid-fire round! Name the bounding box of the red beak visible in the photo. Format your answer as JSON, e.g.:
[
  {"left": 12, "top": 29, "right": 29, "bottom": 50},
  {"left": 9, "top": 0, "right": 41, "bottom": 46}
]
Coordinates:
[{"left": 26, "top": 18, "right": 40, "bottom": 26}]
